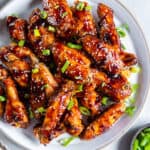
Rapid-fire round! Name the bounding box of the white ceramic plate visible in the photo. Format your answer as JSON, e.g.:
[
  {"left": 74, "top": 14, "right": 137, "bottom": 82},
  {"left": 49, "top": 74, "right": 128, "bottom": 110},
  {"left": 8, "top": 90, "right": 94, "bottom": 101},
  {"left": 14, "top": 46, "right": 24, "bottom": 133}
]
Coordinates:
[{"left": 0, "top": 0, "right": 150, "bottom": 150}]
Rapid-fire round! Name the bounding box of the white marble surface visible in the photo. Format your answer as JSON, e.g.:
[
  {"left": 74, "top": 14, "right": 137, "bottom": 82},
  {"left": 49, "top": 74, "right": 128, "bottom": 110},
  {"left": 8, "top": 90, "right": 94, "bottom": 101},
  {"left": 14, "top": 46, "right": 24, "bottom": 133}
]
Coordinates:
[{"left": 102, "top": 0, "right": 150, "bottom": 150}]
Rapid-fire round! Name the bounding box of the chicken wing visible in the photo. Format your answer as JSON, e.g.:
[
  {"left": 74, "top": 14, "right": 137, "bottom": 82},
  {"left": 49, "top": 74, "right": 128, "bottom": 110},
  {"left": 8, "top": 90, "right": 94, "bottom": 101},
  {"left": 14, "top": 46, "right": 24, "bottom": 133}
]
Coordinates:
[
  {"left": 30, "top": 63, "right": 58, "bottom": 118},
  {"left": 81, "top": 102, "right": 125, "bottom": 139},
  {"left": 42, "top": 0, "right": 75, "bottom": 38},
  {"left": 33, "top": 81, "right": 75, "bottom": 144},
  {"left": 73, "top": 1, "right": 97, "bottom": 38},
  {"left": 81, "top": 35, "right": 123, "bottom": 74},
  {"left": 52, "top": 42, "right": 91, "bottom": 83},
  {"left": 64, "top": 97, "right": 84, "bottom": 136},
  {"left": 28, "top": 8, "right": 55, "bottom": 63},
  {"left": 7, "top": 16, "right": 28, "bottom": 41}
]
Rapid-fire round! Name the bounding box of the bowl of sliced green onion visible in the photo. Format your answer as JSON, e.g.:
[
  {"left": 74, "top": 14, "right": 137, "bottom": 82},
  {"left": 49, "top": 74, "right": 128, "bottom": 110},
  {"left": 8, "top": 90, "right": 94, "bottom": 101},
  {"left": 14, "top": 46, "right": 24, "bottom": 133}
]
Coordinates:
[{"left": 131, "top": 124, "right": 150, "bottom": 150}]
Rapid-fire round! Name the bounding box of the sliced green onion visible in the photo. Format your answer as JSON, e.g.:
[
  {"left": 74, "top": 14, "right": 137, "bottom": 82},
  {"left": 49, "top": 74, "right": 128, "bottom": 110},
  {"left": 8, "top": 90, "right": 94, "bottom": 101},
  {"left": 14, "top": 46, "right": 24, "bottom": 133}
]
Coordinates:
[
  {"left": 76, "top": 2, "right": 85, "bottom": 11},
  {"left": 101, "top": 82, "right": 106, "bottom": 87},
  {"left": 125, "top": 106, "right": 136, "bottom": 116},
  {"left": 41, "top": 84, "right": 49, "bottom": 90},
  {"left": 132, "top": 83, "right": 139, "bottom": 93},
  {"left": 78, "top": 84, "right": 83, "bottom": 92},
  {"left": 130, "top": 98, "right": 136, "bottom": 105},
  {"left": 61, "top": 60, "right": 70, "bottom": 73},
  {"left": 29, "top": 108, "right": 34, "bottom": 119},
  {"left": 116, "top": 27, "right": 126, "bottom": 38},
  {"left": 18, "top": 40, "right": 25, "bottom": 47},
  {"left": 121, "top": 23, "right": 130, "bottom": 32},
  {"left": 32, "top": 68, "right": 39, "bottom": 74},
  {"left": 85, "top": 5, "right": 92, "bottom": 11},
  {"left": 74, "top": 76, "right": 82, "bottom": 80},
  {"left": 0, "top": 96, "right": 6, "bottom": 102},
  {"left": 61, "top": 12, "right": 68, "bottom": 18},
  {"left": 48, "top": 26, "right": 56, "bottom": 32},
  {"left": 67, "top": 42, "right": 82, "bottom": 50},
  {"left": 40, "top": 11, "right": 48, "bottom": 19},
  {"left": 67, "top": 98, "right": 74, "bottom": 110},
  {"left": 121, "top": 43, "right": 126, "bottom": 50},
  {"left": 42, "top": 49, "right": 51, "bottom": 56},
  {"left": 35, "top": 107, "right": 46, "bottom": 114},
  {"left": 24, "top": 93, "right": 29, "bottom": 99},
  {"left": 130, "top": 66, "right": 141, "bottom": 73},
  {"left": 79, "top": 106, "right": 91, "bottom": 116},
  {"left": 34, "top": 29, "right": 41, "bottom": 37},
  {"left": 101, "top": 97, "right": 109, "bottom": 106},
  {"left": 59, "top": 136, "right": 76, "bottom": 147}
]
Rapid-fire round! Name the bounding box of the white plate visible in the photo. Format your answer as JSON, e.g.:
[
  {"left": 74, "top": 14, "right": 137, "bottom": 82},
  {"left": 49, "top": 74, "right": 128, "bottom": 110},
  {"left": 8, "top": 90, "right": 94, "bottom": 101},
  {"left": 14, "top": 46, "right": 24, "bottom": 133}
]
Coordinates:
[{"left": 0, "top": 0, "right": 150, "bottom": 150}]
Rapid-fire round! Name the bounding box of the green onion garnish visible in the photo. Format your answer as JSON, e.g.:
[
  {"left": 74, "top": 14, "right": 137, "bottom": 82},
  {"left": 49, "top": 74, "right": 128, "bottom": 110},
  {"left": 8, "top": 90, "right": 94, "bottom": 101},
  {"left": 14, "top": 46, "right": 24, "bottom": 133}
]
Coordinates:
[
  {"left": 125, "top": 106, "right": 136, "bottom": 116},
  {"left": 101, "top": 82, "right": 106, "bottom": 87},
  {"left": 85, "top": 5, "right": 92, "bottom": 11},
  {"left": 76, "top": 2, "right": 85, "bottom": 11},
  {"left": 61, "top": 60, "right": 70, "bottom": 73},
  {"left": 48, "top": 26, "right": 56, "bottom": 32},
  {"left": 132, "top": 83, "right": 139, "bottom": 93},
  {"left": 24, "top": 93, "right": 29, "bottom": 99},
  {"left": 40, "top": 11, "right": 48, "bottom": 19},
  {"left": 67, "top": 42, "right": 82, "bottom": 50},
  {"left": 32, "top": 68, "right": 39, "bottom": 74},
  {"left": 130, "top": 98, "right": 136, "bottom": 105},
  {"left": 121, "top": 23, "right": 129, "bottom": 32},
  {"left": 61, "top": 12, "right": 68, "bottom": 18},
  {"left": 42, "top": 49, "right": 51, "bottom": 56},
  {"left": 78, "top": 84, "right": 83, "bottom": 92},
  {"left": 116, "top": 27, "right": 126, "bottom": 38},
  {"left": 35, "top": 107, "right": 46, "bottom": 114},
  {"left": 0, "top": 96, "right": 6, "bottom": 102},
  {"left": 18, "top": 40, "right": 25, "bottom": 47},
  {"left": 130, "top": 66, "right": 141, "bottom": 73},
  {"left": 101, "top": 97, "right": 109, "bottom": 106},
  {"left": 41, "top": 84, "right": 49, "bottom": 90},
  {"left": 67, "top": 98, "right": 74, "bottom": 110},
  {"left": 29, "top": 107, "right": 34, "bottom": 119},
  {"left": 121, "top": 43, "right": 126, "bottom": 50},
  {"left": 59, "top": 136, "right": 76, "bottom": 147},
  {"left": 79, "top": 106, "right": 91, "bottom": 116},
  {"left": 34, "top": 29, "right": 41, "bottom": 37}
]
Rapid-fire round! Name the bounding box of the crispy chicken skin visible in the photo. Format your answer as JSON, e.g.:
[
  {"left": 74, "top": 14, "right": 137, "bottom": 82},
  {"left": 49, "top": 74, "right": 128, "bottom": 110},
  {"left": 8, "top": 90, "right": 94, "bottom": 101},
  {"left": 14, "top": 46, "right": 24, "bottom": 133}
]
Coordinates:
[
  {"left": 30, "top": 63, "right": 58, "bottom": 118},
  {"left": 73, "top": 1, "right": 97, "bottom": 38},
  {"left": 42, "top": 0, "right": 75, "bottom": 38},
  {"left": 81, "top": 102, "right": 126, "bottom": 139},
  {"left": 28, "top": 8, "right": 55, "bottom": 63},
  {"left": 52, "top": 42, "right": 91, "bottom": 83},
  {"left": 0, "top": 67, "right": 28, "bottom": 128},
  {"left": 81, "top": 35, "right": 123, "bottom": 74},
  {"left": 64, "top": 97, "right": 84, "bottom": 136},
  {"left": 97, "top": 3, "right": 121, "bottom": 48},
  {"left": 7, "top": 16, "right": 28, "bottom": 41},
  {"left": 33, "top": 81, "right": 75, "bottom": 144}
]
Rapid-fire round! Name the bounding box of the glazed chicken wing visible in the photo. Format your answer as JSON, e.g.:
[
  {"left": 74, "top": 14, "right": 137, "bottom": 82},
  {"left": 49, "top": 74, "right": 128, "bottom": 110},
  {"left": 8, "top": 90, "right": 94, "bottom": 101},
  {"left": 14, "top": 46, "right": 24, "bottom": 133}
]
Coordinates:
[
  {"left": 7, "top": 16, "right": 28, "bottom": 41},
  {"left": 52, "top": 42, "right": 91, "bottom": 83},
  {"left": 73, "top": 1, "right": 97, "bottom": 38},
  {"left": 30, "top": 63, "right": 58, "bottom": 118},
  {"left": 33, "top": 81, "right": 75, "bottom": 144},
  {"left": 64, "top": 97, "right": 84, "bottom": 136},
  {"left": 81, "top": 102, "right": 125, "bottom": 139},
  {"left": 42, "top": 0, "right": 75, "bottom": 38}
]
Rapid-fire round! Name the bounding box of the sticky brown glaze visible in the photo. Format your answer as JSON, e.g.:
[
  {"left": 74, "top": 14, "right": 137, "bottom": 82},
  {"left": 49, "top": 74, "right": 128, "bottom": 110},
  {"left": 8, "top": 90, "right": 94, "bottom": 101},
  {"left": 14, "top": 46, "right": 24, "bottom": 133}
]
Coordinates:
[
  {"left": 7, "top": 16, "right": 28, "bottom": 41},
  {"left": 42, "top": 0, "right": 75, "bottom": 38},
  {"left": 73, "top": 1, "right": 97, "bottom": 38},
  {"left": 81, "top": 102, "right": 125, "bottom": 139},
  {"left": 0, "top": 67, "right": 29, "bottom": 128},
  {"left": 99, "top": 75, "right": 132, "bottom": 100},
  {"left": 28, "top": 8, "right": 55, "bottom": 63},
  {"left": 97, "top": 3, "right": 121, "bottom": 49},
  {"left": 52, "top": 42, "right": 91, "bottom": 83},
  {"left": 64, "top": 97, "right": 84, "bottom": 136},
  {"left": 30, "top": 63, "right": 58, "bottom": 118},
  {"left": 33, "top": 81, "right": 75, "bottom": 144},
  {"left": 81, "top": 35, "right": 123, "bottom": 74}
]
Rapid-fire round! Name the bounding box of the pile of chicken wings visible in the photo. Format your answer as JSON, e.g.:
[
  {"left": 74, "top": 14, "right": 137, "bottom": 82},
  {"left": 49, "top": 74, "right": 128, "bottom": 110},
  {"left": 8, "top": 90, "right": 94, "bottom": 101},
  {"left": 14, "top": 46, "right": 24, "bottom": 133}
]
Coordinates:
[{"left": 0, "top": 0, "right": 137, "bottom": 144}]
